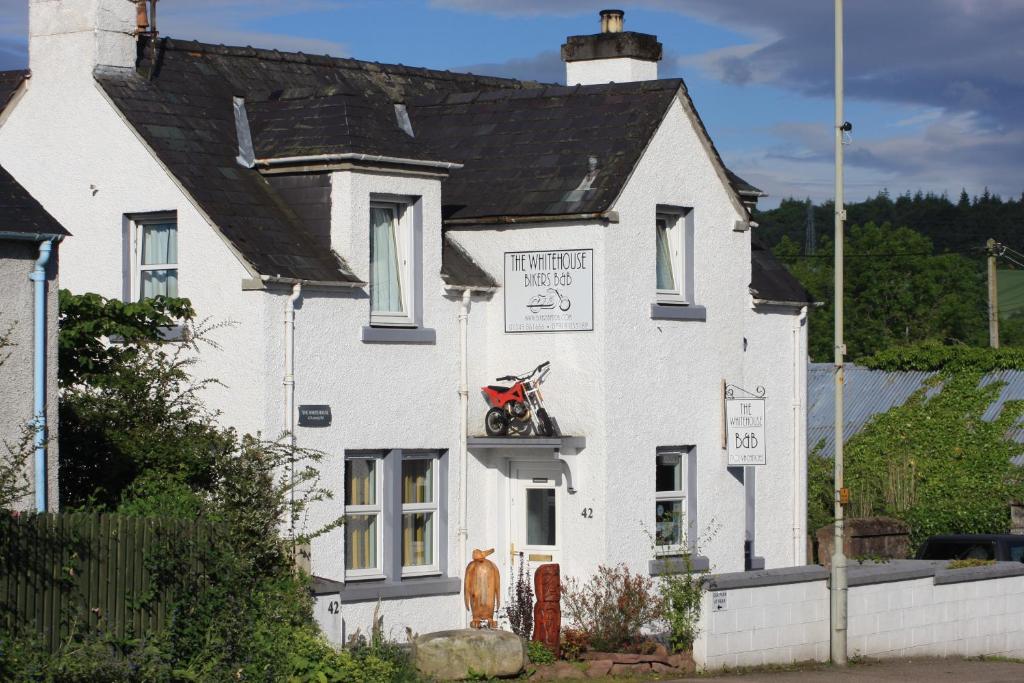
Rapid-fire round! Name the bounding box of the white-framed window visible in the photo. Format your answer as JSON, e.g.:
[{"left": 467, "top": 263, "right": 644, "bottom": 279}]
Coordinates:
[
  {"left": 401, "top": 452, "right": 439, "bottom": 577},
  {"left": 656, "top": 211, "right": 684, "bottom": 303},
  {"left": 655, "top": 450, "right": 686, "bottom": 552},
  {"left": 130, "top": 213, "right": 178, "bottom": 301},
  {"left": 344, "top": 454, "right": 384, "bottom": 579},
  {"left": 370, "top": 201, "right": 413, "bottom": 327}
]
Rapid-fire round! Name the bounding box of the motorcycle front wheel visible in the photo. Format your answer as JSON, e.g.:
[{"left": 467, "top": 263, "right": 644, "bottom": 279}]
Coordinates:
[
  {"left": 485, "top": 407, "right": 509, "bottom": 437},
  {"left": 536, "top": 408, "right": 555, "bottom": 437}
]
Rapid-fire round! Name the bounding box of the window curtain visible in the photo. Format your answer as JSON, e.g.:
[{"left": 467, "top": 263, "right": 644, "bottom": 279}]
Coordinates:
[
  {"left": 346, "top": 515, "right": 377, "bottom": 570},
  {"left": 656, "top": 220, "right": 676, "bottom": 291},
  {"left": 141, "top": 223, "right": 178, "bottom": 298},
  {"left": 370, "top": 207, "right": 404, "bottom": 313},
  {"left": 401, "top": 459, "right": 433, "bottom": 567}
]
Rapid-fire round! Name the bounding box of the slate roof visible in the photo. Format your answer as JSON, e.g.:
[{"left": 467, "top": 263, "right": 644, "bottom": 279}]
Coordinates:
[
  {"left": 727, "top": 169, "right": 766, "bottom": 198},
  {"left": 749, "top": 237, "right": 815, "bottom": 305},
  {"left": 0, "top": 163, "right": 70, "bottom": 238},
  {"left": 408, "top": 81, "right": 681, "bottom": 221},
  {"left": 247, "top": 87, "right": 445, "bottom": 164},
  {"left": 0, "top": 70, "right": 26, "bottom": 114},
  {"left": 94, "top": 36, "right": 761, "bottom": 286}
]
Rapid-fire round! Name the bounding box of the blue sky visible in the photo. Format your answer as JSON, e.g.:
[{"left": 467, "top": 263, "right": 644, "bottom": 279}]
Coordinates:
[{"left": 3, "top": 0, "right": 1021, "bottom": 208}]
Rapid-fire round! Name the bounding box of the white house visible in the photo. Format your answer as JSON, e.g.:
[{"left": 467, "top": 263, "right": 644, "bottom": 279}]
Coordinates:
[{"left": 0, "top": 1, "right": 812, "bottom": 641}]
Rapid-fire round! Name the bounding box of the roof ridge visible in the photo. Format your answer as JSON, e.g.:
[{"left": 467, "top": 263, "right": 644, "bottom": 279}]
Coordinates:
[
  {"left": 154, "top": 36, "right": 539, "bottom": 89},
  {"left": 408, "top": 77, "right": 685, "bottom": 108}
]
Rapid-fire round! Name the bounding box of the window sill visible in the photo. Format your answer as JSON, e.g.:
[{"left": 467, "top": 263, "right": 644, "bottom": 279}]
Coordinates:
[
  {"left": 650, "top": 303, "right": 706, "bottom": 322},
  {"left": 649, "top": 554, "right": 710, "bottom": 575},
  {"left": 361, "top": 326, "right": 436, "bottom": 344},
  {"left": 337, "top": 575, "right": 460, "bottom": 603}
]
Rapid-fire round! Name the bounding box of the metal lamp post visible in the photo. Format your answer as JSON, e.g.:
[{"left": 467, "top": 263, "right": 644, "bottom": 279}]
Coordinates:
[{"left": 831, "top": 0, "right": 849, "bottom": 666}]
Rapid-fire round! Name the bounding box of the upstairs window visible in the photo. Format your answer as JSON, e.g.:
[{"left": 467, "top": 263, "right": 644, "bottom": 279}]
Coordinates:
[
  {"left": 370, "top": 202, "right": 411, "bottom": 326},
  {"left": 656, "top": 210, "right": 685, "bottom": 303},
  {"left": 132, "top": 215, "right": 178, "bottom": 300}
]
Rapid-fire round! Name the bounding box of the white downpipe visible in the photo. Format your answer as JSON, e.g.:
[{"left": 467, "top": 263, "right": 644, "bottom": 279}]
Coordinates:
[
  {"left": 792, "top": 306, "right": 808, "bottom": 564},
  {"left": 458, "top": 288, "right": 471, "bottom": 622},
  {"left": 285, "top": 283, "right": 302, "bottom": 535}
]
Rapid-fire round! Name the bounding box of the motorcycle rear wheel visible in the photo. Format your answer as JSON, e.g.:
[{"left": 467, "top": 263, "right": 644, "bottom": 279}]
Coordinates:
[
  {"left": 485, "top": 407, "right": 509, "bottom": 437},
  {"left": 536, "top": 408, "right": 555, "bottom": 437}
]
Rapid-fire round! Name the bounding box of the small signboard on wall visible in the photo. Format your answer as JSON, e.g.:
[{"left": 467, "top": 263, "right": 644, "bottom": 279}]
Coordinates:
[
  {"left": 298, "top": 405, "right": 332, "bottom": 428},
  {"left": 504, "top": 249, "right": 594, "bottom": 333},
  {"left": 725, "top": 385, "right": 766, "bottom": 466}
]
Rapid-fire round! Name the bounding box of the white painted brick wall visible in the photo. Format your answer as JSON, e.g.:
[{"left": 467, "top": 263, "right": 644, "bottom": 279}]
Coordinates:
[{"left": 695, "top": 566, "right": 1024, "bottom": 670}]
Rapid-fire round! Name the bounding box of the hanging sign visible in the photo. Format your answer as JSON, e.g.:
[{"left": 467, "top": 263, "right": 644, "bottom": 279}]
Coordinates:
[
  {"left": 725, "top": 385, "right": 766, "bottom": 466},
  {"left": 504, "top": 249, "right": 594, "bottom": 333}
]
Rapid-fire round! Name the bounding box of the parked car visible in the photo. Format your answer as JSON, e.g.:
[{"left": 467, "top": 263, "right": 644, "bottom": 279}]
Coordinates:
[{"left": 916, "top": 534, "right": 1024, "bottom": 562}]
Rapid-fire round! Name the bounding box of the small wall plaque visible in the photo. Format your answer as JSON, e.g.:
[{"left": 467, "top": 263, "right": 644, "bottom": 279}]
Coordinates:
[{"left": 298, "top": 405, "right": 332, "bottom": 428}]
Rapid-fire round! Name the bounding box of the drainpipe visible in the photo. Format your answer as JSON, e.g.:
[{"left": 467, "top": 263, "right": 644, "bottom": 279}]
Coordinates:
[
  {"left": 793, "top": 306, "right": 808, "bottom": 564},
  {"left": 457, "top": 288, "right": 471, "bottom": 619},
  {"left": 30, "top": 240, "right": 54, "bottom": 512},
  {"left": 285, "top": 283, "right": 302, "bottom": 535}
]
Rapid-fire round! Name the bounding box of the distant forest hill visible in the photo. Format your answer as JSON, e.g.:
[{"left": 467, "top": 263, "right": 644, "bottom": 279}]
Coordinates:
[
  {"left": 754, "top": 189, "right": 1024, "bottom": 255},
  {"left": 754, "top": 189, "right": 1024, "bottom": 360}
]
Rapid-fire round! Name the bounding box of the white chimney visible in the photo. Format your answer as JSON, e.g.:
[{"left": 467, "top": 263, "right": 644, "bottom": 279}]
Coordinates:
[
  {"left": 29, "top": 0, "right": 139, "bottom": 80},
  {"left": 562, "top": 9, "right": 663, "bottom": 86}
]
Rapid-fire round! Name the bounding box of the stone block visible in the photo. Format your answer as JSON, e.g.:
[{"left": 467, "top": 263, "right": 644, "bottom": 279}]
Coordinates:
[
  {"left": 816, "top": 517, "right": 911, "bottom": 567},
  {"left": 584, "top": 660, "right": 612, "bottom": 678},
  {"left": 413, "top": 629, "right": 526, "bottom": 681},
  {"left": 609, "top": 662, "right": 649, "bottom": 675}
]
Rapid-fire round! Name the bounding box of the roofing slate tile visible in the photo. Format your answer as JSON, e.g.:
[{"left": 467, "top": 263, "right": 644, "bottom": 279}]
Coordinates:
[{"left": 0, "top": 163, "right": 70, "bottom": 238}]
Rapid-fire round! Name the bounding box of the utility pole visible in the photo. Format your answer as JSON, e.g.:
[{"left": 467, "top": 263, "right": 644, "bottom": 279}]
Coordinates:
[
  {"left": 988, "top": 238, "right": 1000, "bottom": 349},
  {"left": 831, "top": 0, "right": 848, "bottom": 666}
]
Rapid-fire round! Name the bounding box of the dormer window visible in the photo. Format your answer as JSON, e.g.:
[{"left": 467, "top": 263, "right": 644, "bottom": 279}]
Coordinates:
[{"left": 370, "top": 201, "right": 412, "bottom": 326}]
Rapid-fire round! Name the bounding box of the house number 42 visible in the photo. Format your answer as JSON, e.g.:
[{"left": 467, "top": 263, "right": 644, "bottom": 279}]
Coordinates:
[{"left": 580, "top": 508, "right": 593, "bottom": 519}]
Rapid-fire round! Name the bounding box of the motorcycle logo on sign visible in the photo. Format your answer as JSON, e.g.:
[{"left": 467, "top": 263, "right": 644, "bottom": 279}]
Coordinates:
[
  {"left": 505, "top": 250, "right": 593, "bottom": 333},
  {"left": 725, "top": 385, "right": 766, "bottom": 466}
]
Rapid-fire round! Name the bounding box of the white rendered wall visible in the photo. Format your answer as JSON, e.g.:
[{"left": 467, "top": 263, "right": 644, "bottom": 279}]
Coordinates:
[
  {"left": 744, "top": 305, "right": 809, "bottom": 567},
  {"left": 0, "top": 2, "right": 272, "bottom": 440},
  {"left": 566, "top": 58, "right": 658, "bottom": 85},
  {"left": 602, "top": 98, "right": 756, "bottom": 575},
  {"left": 694, "top": 566, "right": 1024, "bottom": 670},
  {"left": 695, "top": 579, "right": 828, "bottom": 669}
]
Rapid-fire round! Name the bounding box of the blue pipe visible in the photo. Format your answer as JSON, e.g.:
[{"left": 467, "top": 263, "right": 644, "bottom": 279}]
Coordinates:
[{"left": 30, "top": 240, "right": 53, "bottom": 512}]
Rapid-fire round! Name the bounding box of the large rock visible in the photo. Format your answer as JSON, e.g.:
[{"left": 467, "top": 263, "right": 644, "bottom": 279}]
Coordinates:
[{"left": 413, "top": 629, "right": 527, "bottom": 680}]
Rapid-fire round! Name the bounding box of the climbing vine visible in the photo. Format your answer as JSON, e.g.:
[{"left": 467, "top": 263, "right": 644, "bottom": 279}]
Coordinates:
[{"left": 809, "top": 368, "right": 1024, "bottom": 550}]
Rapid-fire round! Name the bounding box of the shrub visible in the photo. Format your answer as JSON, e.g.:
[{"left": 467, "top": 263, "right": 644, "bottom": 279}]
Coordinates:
[
  {"left": 527, "top": 640, "right": 555, "bottom": 665},
  {"left": 559, "top": 628, "right": 589, "bottom": 661},
  {"left": 560, "top": 564, "right": 663, "bottom": 652},
  {"left": 658, "top": 555, "right": 705, "bottom": 652},
  {"left": 504, "top": 553, "right": 533, "bottom": 639}
]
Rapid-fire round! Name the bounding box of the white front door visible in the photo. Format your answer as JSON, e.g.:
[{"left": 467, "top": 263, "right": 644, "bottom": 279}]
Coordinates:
[{"left": 510, "top": 462, "right": 563, "bottom": 574}]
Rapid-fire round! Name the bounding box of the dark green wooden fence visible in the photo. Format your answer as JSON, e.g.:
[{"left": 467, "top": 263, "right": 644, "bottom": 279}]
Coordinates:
[{"left": 0, "top": 512, "right": 208, "bottom": 651}]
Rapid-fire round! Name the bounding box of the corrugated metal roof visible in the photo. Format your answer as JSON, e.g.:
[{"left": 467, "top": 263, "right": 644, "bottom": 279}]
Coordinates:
[{"left": 808, "top": 363, "right": 1024, "bottom": 466}]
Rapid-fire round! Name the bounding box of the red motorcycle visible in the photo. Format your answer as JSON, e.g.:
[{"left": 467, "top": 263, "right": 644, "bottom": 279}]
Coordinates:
[{"left": 481, "top": 361, "right": 555, "bottom": 437}]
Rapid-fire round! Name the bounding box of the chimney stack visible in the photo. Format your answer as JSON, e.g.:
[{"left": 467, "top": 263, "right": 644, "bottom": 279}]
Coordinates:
[{"left": 562, "top": 9, "right": 662, "bottom": 86}]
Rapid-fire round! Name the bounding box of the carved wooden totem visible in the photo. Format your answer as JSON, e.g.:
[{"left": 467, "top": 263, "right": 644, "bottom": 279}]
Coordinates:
[
  {"left": 464, "top": 548, "right": 500, "bottom": 628},
  {"left": 532, "top": 563, "right": 561, "bottom": 657}
]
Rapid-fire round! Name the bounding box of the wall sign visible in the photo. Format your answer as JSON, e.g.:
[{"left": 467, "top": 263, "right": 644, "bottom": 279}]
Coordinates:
[
  {"left": 504, "top": 249, "right": 594, "bottom": 333},
  {"left": 725, "top": 385, "right": 766, "bottom": 466},
  {"left": 712, "top": 591, "right": 727, "bottom": 611},
  {"left": 298, "top": 405, "right": 332, "bottom": 428}
]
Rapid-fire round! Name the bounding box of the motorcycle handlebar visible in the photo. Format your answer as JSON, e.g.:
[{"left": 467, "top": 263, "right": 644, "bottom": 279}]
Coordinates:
[{"left": 494, "top": 362, "right": 550, "bottom": 382}]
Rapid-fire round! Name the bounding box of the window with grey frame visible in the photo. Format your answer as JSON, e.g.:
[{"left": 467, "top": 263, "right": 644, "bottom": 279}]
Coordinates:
[
  {"left": 655, "top": 207, "right": 693, "bottom": 305},
  {"left": 369, "top": 200, "right": 413, "bottom": 327},
  {"left": 655, "top": 449, "right": 686, "bottom": 552},
  {"left": 129, "top": 213, "right": 178, "bottom": 301},
  {"left": 343, "top": 449, "right": 447, "bottom": 584}
]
